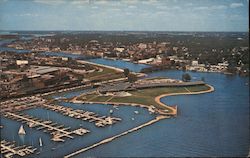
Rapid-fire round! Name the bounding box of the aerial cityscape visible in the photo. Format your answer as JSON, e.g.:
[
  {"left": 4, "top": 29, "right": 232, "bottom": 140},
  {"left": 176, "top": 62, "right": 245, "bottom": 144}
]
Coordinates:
[{"left": 0, "top": 0, "right": 249, "bottom": 158}]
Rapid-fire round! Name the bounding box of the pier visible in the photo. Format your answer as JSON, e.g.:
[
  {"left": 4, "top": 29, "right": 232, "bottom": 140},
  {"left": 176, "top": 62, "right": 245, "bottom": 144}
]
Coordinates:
[
  {"left": 0, "top": 140, "right": 36, "bottom": 158},
  {"left": 3, "top": 112, "right": 89, "bottom": 142},
  {"left": 0, "top": 96, "right": 45, "bottom": 113},
  {"left": 42, "top": 104, "right": 121, "bottom": 127}
]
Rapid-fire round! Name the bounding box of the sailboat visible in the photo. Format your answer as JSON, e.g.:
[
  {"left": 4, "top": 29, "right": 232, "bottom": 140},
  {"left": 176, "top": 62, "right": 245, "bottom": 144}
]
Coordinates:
[
  {"left": 18, "top": 125, "right": 26, "bottom": 135},
  {"left": 39, "top": 137, "right": 43, "bottom": 147}
]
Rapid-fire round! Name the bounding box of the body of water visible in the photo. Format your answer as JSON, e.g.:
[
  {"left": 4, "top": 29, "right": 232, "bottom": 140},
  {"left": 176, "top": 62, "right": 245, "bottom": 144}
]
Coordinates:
[
  {"left": 0, "top": 36, "right": 249, "bottom": 157},
  {"left": 1, "top": 103, "right": 154, "bottom": 158},
  {"left": 88, "top": 58, "right": 150, "bottom": 72},
  {"left": 79, "top": 69, "right": 249, "bottom": 157}
]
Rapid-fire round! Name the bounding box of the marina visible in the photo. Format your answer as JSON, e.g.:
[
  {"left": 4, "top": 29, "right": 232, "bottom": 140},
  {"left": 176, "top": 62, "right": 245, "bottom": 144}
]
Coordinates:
[
  {"left": 3, "top": 112, "right": 89, "bottom": 142},
  {"left": 42, "top": 103, "right": 122, "bottom": 127},
  {"left": 0, "top": 140, "right": 36, "bottom": 158},
  {"left": 0, "top": 96, "right": 45, "bottom": 113}
]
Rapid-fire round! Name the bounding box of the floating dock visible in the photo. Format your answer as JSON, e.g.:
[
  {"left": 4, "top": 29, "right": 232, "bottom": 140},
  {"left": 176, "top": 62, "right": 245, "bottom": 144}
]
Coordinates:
[
  {"left": 42, "top": 104, "right": 121, "bottom": 127},
  {"left": 0, "top": 140, "right": 36, "bottom": 158},
  {"left": 0, "top": 96, "right": 45, "bottom": 113},
  {"left": 3, "top": 112, "right": 89, "bottom": 142}
]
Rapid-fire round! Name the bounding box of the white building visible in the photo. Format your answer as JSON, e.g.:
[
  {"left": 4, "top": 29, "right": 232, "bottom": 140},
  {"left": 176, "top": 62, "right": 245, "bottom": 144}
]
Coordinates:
[
  {"left": 138, "top": 58, "right": 154, "bottom": 64},
  {"left": 62, "top": 57, "right": 68, "bottom": 61},
  {"left": 192, "top": 60, "right": 199, "bottom": 66},
  {"left": 16, "top": 60, "right": 28, "bottom": 65},
  {"left": 138, "top": 43, "right": 147, "bottom": 49},
  {"left": 114, "top": 47, "right": 125, "bottom": 52}
]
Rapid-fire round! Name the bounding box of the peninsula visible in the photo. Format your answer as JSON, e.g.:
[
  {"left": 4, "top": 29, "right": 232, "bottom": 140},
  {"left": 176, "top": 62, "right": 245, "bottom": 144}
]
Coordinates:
[{"left": 69, "top": 77, "right": 214, "bottom": 116}]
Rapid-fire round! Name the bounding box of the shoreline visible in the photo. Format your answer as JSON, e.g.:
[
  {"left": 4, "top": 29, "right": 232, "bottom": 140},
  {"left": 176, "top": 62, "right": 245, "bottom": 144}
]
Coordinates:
[{"left": 154, "top": 84, "right": 214, "bottom": 115}]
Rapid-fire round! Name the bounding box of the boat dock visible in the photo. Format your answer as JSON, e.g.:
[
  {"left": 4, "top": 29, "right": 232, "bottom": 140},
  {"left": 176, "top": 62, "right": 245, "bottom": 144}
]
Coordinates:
[
  {"left": 42, "top": 104, "right": 121, "bottom": 127},
  {"left": 3, "top": 112, "right": 89, "bottom": 142},
  {"left": 0, "top": 140, "right": 36, "bottom": 158},
  {"left": 0, "top": 96, "right": 45, "bottom": 113}
]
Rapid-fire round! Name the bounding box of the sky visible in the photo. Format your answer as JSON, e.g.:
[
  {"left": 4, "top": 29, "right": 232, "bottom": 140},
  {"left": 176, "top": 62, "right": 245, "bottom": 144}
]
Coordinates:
[{"left": 0, "top": 0, "right": 249, "bottom": 32}]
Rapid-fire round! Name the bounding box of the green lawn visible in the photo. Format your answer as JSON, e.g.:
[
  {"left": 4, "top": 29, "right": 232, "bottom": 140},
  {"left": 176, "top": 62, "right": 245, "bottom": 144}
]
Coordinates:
[
  {"left": 84, "top": 66, "right": 125, "bottom": 82},
  {"left": 84, "top": 66, "right": 120, "bottom": 78},
  {"left": 185, "top": 85, "right": 210, "bottom": 92},
  {"left": 75, "top": 85, "right": 211, "bottom": 111}
]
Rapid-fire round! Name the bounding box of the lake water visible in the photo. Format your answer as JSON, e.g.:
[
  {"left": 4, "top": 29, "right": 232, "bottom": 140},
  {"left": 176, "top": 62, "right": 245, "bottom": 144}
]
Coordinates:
[
  {"left": 0, "top": 36, "right": 249, "bottom": 157},
  {"left": 1, "top": 103, "right": 154, "bottom": 158},
  {"left": 88, "top": 58, "right": 150, "bottom": 72},
  {"left": 71, "top": 68, "right": 249, "bottom": 157}
]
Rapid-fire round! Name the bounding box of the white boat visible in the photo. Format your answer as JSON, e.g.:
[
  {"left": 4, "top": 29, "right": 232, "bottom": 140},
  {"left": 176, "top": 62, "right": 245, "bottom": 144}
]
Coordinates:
[
  {"left": 107, "top": 117, "right": 113, "bottom": 124},
  {"left": 39, "top": 137, "right": 43, "bottom": 147},
  {"left": 51, "top": 137, "right": 65, "bottom": 142},
  {"left": 134, "top": 111, "right": 139, "bottom": 114},
  {"left": 18, "top": 125, "right": 26, "bottom": 135},
  {"left": 109, "top": 109, "right": 113, "bottom": 114},
  {"left": 131, "top": 118, "right": 135, "bottom": 121}
]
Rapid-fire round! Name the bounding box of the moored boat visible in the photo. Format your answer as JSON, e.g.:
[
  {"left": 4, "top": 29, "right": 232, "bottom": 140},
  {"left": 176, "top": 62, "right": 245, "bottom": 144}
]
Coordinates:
[
  {"left": 18, "top": 125, "right": 26, "bottom": 135},
  {"left": 39, "top": 137, "right": 43, "bottom": 147}
]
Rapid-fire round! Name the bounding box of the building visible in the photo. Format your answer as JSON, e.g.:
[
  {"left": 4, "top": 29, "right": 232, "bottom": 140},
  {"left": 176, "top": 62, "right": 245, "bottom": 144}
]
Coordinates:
[
  {"left": 138, "top": 43, "right": 147, "bottom": 49},
  {"left": 192, "top": 60, "right": 199, "bottom": 66},
  {"left": 28, "top": 66, "right": 60, "bottom": 75},
  {"left": 16, "top": 60, "right": 28, "bottom": 65},
  {"left": 138, "top": 58, "right": 154, "bottom": 64},
  {"left": 162, "top": 57, "right": 171, "bottom": 65},
  {"left": 114, "top": 47, "right": 125, "bottom": 52},
  {"left": 62, "top": 57, "right": 68, "bottom": 61}
]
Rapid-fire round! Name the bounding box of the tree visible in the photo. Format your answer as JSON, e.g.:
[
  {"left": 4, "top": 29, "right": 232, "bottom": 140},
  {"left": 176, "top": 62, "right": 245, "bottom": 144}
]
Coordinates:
[
  {"left": 22, "top": 74, "right": 29, "bottom": 82},
  {"left": 123, "top": 68, "right": 130, "bottom": 77},
  {"left": 128, "top": 73, "right": 138, "bottom": 83},
  {"left": 227, "top": 61, "right": 237, "bottom": 74},
  {"left": 182, "top": 66, "right": 186, "bottom": 71},
  {"left": 182, "top": 73, "right": 191, "bottom": 82}
]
